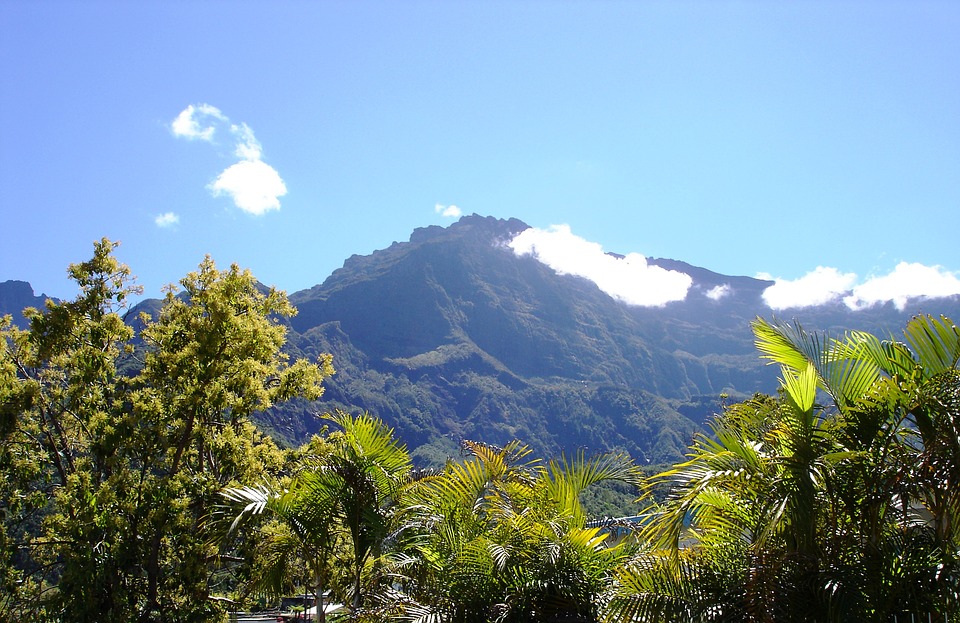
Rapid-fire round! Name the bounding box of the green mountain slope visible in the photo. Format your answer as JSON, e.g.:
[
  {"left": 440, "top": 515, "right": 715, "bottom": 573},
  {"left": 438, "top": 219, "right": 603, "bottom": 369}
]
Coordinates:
[{"left": 5, "top": 216, "right": 958, "bottom": 466}]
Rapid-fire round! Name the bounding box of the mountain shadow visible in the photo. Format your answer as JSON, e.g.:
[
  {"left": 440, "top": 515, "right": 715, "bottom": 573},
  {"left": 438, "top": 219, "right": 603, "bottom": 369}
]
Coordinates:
[{"left": 5, "top": 217, "right": 958, "bottom": 466}]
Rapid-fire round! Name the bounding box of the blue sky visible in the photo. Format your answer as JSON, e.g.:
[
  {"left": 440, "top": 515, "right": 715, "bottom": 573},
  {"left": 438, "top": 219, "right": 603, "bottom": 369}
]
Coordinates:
[{"left": 2, "top": 1, "right": 958, "bottom": 310}]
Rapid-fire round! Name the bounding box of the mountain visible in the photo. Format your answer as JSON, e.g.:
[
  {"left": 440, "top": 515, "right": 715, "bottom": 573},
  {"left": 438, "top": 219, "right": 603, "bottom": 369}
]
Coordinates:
[
  {"left": 0, "top": 280, "right": 56, "bottom": 328},
  {"left": 276, "top": 216, "right": 712, "bottom": 463},
  {"left": 261, "top": 215, "right": 960, "bottom": 465},
  {"left": 4, "top": 216, "right": 959, "bottom": 466}
]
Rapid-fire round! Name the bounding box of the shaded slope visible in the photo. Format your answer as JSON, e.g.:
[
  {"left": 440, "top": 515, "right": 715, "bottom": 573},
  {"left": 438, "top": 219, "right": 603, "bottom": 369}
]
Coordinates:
[
  {"left": 283, "top": 215, "right": 763, "bottom": 463},
  {"left": 7, "top": 216, "right": 959, "bottom": 466},
  {"left": 0, "top": 280, "right": 56, "bottom": 327},
  {"left": 293, "top": 216, "right": 701, "bottom": 394},
  {"left": 280, "top": 215, "right": 960, "bottom": 465}
]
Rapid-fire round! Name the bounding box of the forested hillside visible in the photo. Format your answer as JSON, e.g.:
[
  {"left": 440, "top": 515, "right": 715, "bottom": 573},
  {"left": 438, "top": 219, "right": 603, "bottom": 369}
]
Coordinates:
[
  {"left": 4, "top": 216, "right": 959, "bottom": 466},
  {"left": 259, "top": 215, "right": 960, "bottom": 464}
]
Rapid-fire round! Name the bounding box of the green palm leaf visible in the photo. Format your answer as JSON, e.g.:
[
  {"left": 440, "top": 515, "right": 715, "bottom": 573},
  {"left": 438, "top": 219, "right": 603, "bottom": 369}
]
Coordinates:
[
  {"left": 754, "top": 317, "right": 887, "bottom": 410},
  {"left": 546, "top": 450, "right": 644, "bottom": 526},
  {"left": 903, "top": 314, "right": 960, "bottom": 379}
]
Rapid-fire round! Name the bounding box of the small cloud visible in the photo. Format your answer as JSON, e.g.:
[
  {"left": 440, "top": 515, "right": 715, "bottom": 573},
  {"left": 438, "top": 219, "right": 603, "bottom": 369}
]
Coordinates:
[
  {"left": 761, "top": 266, "right": 857, "bottom": 310},
  {"left": 706, "top": 284, "right": 732, "bottom": 301},
  {"left": 845, "top": 262, "right": 960, "bottom": 310},
  {"left": 209, "top": 159, "right": 287, "bottom": 216},
  {"left": 171, "top": 104, "right": 287, "bottom": 215},
  {"left": 435, "top": 203, "right": 462, "bottom": 218},
  {"left": 170, "top": 103, "right": 225, "bottom": 141},
  {"left": 231, "top": 122, "right": 262, "bottom": 160},
  {"left": 508, "top": 225, "right": 692, "bottom": 306},
  {"left": 154, "top": 212, "right": 179, "bottom": 228}
]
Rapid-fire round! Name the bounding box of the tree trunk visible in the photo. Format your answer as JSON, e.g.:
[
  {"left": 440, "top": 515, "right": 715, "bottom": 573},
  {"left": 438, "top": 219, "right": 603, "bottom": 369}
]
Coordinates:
[{"left": 315, "top": 557, "right": 327, "bottom": 623}]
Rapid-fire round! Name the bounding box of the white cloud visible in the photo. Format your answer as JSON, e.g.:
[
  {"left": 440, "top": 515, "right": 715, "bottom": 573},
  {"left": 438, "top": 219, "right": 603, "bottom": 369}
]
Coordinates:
[
  {"left": 761, "top": 266, "right": 858, "bottom": 309},
  {"left": 170, "top": 103, "right": 225, "bottom": 141},
  {"left": 502, "top": 224, "right": 958, "bottom": 311},
  {"left": 508, "top": 225, "right": 692, "bottom": 306},
  {"left": 706, "top": 284, "right": 732, "bottom": 301},
  {"left": 845, "top": 262, "right": 960, "bottom": 310},
  {"left": 171, "top": 104, "right": 287, "bottom": 215},
  {"left": 761, "top": 262, "right": 960, "bottom": 311},
  {"left": 154, "top": 212, "right": 179, "bottom": 228},
  {"left": 435, "top": 203, "right": 462, "bottom": 218},
  {"left": 209, "top": 159, "right": 287, "bottom": 216},
  {"left": 231, "top": 122, "right": 262, "bottom": 160}
]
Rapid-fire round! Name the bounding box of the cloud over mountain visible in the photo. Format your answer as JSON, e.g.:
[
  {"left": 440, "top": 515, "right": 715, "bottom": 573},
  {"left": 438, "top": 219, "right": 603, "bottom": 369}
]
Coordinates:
[
  {"left": 760, "top": 266, "right": 858, "bottom": 309},
  {"left": 508, "top": 225, "right": 693, "bottom": 307},
  {"left": 435, "top": 203, "right": 462, "bottom": 218},
  {"left": 846, "top": 262, "right": 960, "bottom": 310},
  {"left": 760, "top": 263, "right": 960, "bottom": 310},
  {"left": 170, "top": 104, "right": 287, "bottom": 216},
  {"left": 706, "top": 284, "right": 732, "bottom": 301},
  {"left": 508, "top": 223, "right": 960, "bottom": 312}
]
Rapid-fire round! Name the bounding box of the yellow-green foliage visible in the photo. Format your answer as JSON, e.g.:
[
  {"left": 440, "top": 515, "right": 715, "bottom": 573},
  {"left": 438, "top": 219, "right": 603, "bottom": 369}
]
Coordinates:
[{"left": 0, "top": 240, "right": 334, "bottom": 623}]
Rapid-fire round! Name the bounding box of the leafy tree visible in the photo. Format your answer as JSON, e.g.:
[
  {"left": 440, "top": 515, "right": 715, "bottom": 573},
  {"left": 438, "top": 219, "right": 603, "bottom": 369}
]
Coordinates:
[{"left": 0, "top": 240, "right": 333, "bottom": 622}]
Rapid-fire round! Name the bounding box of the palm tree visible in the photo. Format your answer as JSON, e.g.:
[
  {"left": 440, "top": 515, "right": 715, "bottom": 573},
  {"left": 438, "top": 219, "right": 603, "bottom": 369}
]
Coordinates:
[
  {"left": 317, "top": 410, "right": 412, "bottom": 611},
  {"left": 612, "top": 388, "right": 837, "bottom": 623},
  {"left": 217, "top": 482, "right": 340, "bottom": 622},
  {"left": 396, "top": 440, "right": 644, "bottom": 623},
  {"left": 896, "top": 316, "right": 960, "bottom": 548},
  {"left": 215, "top": 410, "right": 412, "bottom": 620},
  {"left": 613, "top": 315, "right": 960, "bottom": 622}
]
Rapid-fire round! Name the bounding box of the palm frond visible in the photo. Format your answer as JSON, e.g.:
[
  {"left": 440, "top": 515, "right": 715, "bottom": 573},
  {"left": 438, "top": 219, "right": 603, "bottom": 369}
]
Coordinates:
[
  {"left": 421, "top": 454, "right": 495, "bottom": 512},
  {"left": 753, "top": 317, "right": 824, "bottom": 377},
  {"left": 244, "top": 526, "right": 303, "bottom": 600},
  {"left": 323, "top": 409, "right": 412, "bottom": 479},
  {"left": 755, "top": 317, "right": 889, "bottom": 414},
  {"left": 835, "top": 330, "right": 912, "bottom": 383},
  {"left": 462, "top": 438, "right": 542, "bottom": 484},
  {"left": 781, "top": 360, "right": 817, "bottom": 415},
  {"left": 903, "top": 314, "right": 960, "bottom": 379},
  {"left": 823, "top": 331, "right": 887, "bottom": 406},
  {"left": 547, "top": 451, "right": 644, "bottom": 526},
  {"left": 604, "top": 553, "right": 709, "bottom": 623},
  {"left": 216, "top": 483, "right": 282, "bottom": 535}
]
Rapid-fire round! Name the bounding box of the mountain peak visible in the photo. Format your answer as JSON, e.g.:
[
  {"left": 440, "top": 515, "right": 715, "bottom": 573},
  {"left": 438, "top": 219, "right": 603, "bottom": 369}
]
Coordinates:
[
  {"left": 6, "top": 219, "right": 959, "bottom": 466},
  {"left": 0, "top": 280, "right": 55, "bottom": 327},
  {"left": 410, "top": 214, "right": 530, "bottom": 245}
]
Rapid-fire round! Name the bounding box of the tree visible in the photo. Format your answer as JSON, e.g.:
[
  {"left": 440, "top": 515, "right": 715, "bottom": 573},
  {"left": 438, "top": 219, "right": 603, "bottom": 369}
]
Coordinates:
[
  {"left": 609, "top": 387, "right": 843, "bottom": 622},
  {"left": 217, "top": 410, "right": 412, "bottom": 620},
  {"left": 396, "top": 440, "right": 644, "bottom": 623},
  {"left": 611, "top": 315, "right": 960, "bottom": 622},
  {"left": 756, "top": 315, "right": 960, "bottom": 617},
  {"left": 0, "top": 240, "right": 333, "bottom": 622},
  {"left": 216, "top": 451, "right": 342, "bottom": 621}
]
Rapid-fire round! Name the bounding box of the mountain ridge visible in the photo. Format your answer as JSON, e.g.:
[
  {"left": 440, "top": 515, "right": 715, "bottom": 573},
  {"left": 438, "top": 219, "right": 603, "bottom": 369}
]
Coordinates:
[
  {"left": 0, "top": 279, "right": 57, "bottom": 328},
  {"left": 272, "top": 215, "right": 960, "bottom": 463},
  {"left": 3, "top": 215, "right": 959, "bottom": 464}
]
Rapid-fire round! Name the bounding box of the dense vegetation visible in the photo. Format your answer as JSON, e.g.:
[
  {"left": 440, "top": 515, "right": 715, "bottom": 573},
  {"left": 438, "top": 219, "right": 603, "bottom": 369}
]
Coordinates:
[
  {"left": 275, "top": 215, "right": 776, "bottom": 464},
  {"left": 0, "top": 241, "right": 334, "bottom": 621},
  {"left": 250, "top": 215, "right": 960, "bottom": 466},
  {"left": 617, "top": 316, "right": 960, "bottom": 621},
  {"left": 2, "top": 241, "right": 959, "bottom": 621}
]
